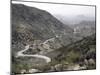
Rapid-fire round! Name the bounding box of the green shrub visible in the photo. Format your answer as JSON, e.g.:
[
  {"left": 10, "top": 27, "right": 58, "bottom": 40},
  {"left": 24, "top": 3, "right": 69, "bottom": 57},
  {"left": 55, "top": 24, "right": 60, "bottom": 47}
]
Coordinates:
[{"left": 65, "top": 51, "right": 81, "bottom": 63}]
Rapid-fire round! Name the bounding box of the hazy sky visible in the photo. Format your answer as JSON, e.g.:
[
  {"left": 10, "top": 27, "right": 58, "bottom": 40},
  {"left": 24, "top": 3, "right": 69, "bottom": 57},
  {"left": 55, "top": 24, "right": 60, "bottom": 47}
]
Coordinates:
[{"left": 12, "top": 1, "right": 95, "bottom": 17}]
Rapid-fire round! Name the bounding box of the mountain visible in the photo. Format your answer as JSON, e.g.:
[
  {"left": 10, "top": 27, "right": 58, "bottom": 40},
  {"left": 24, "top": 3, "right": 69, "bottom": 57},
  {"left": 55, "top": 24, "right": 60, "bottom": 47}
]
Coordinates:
[
  {"left": 12, "top": 4, "right": 75, "bottom": 53},
  {"left": 54, "top": 14, "right": 95, "bottom": 25},
  {"left": 70, "top": 20, "right": 95, "bottom": 37},
  {"left": 11, "top": 4, "right": 96, "bottom": 74}
]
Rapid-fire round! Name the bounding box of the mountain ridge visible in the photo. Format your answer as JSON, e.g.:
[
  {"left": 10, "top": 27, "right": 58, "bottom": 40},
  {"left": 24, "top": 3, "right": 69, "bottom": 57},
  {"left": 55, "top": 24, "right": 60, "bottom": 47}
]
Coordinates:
[{"left": 12, "top": 4, "right": 74, "bottom": 53}]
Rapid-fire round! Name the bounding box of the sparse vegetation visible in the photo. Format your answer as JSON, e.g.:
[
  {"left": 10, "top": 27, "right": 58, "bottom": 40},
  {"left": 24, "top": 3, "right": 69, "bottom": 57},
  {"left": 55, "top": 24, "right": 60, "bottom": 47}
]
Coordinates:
[{"left": 12, "top": 3, "right": 96, "bottom": 74}]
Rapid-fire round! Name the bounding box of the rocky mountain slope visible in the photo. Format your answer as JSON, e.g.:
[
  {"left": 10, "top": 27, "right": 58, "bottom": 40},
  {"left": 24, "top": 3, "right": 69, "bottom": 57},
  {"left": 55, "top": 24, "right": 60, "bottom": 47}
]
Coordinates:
[
  {"left": 12, "top": 33, "right": 96, "bottom": 74},
  {"left": 11, "top": 3, "right": 96, "bottom": 74},
  {"left": 70, "top": 20, "right": 95, "bottom": 37},
  {"left": 12, "top": 4, "right": 75, "bottom": 53}
]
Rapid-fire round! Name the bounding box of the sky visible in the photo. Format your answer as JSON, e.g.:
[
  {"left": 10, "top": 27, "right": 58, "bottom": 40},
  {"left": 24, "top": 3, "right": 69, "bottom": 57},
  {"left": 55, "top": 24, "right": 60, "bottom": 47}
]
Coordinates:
[{"left": 12, "top": 1, "right": 95, "bottom": 17}]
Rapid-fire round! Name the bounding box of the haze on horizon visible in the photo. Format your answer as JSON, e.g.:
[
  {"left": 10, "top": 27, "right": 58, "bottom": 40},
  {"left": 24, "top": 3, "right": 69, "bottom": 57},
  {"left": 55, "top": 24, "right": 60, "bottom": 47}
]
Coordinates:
[{"left": 12, "top": 1, "right": 95, "bottom": 24}]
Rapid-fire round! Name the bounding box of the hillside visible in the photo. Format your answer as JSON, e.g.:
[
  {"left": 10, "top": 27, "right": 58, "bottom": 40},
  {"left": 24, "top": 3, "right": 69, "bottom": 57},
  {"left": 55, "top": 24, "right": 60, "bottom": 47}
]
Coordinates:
[
  {"left": 11, "top": 4, "right": 96, "bottom": 74},
  {"left": 12, "top": 4, "right": 76, "bottom": 53}
]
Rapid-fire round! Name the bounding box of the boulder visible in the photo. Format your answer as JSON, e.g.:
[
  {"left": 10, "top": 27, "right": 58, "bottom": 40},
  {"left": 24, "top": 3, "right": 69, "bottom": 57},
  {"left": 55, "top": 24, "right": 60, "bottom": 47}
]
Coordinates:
[
  {"left": 84, "top": 59, "right": 89, "bottom": 65},
  {"left": 88, "top": 58, "right": 95, "bottom": 65},
  {"left": 20, "top": 69, "right": 26, "bottom": 74},
  {"left": 28, "top": 69, "right": 40, "bottom": 73},
  {"left": 54, "top": 64, "right": 63, "bottom": 71}
]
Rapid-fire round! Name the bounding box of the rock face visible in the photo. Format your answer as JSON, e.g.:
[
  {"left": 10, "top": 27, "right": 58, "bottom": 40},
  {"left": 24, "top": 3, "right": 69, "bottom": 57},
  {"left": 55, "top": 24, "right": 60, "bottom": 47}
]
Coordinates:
[{"left": 12, "top": 4, "right": 82, "bottom": 55}]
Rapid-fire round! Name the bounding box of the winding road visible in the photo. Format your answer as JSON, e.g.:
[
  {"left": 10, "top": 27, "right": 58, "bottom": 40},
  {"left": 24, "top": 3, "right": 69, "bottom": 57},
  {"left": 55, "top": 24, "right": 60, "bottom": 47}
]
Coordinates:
[
  {"left": 16, "top": 45, "right": 51, "bottom": 63},
  {"left": 16, "top": 37, "right": 61, "bottom": 63}
]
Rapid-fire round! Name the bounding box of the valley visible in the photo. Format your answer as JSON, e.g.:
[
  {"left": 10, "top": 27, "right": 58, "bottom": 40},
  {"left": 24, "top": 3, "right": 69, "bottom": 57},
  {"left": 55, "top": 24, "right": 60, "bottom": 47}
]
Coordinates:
[{"left": 11, "top": 3, "right": 96, "bottom": 74}]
